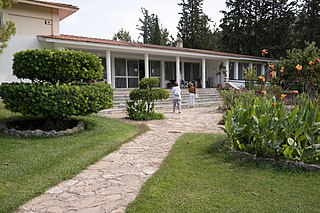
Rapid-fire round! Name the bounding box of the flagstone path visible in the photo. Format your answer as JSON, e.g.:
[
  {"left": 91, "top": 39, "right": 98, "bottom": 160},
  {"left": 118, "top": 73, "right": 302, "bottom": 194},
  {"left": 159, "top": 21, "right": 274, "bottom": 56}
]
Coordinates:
[{"left": 17, "top": 106, "right": 224, "bottom": 213}]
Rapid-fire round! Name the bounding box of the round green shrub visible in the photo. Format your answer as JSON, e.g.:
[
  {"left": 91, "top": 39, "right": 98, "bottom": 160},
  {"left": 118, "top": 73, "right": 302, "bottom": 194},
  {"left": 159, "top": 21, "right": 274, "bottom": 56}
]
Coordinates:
[
  {"left": 0, "top": 82, "right": 113, "bottom": 118},
  {"left": 129, "top": 88, "right": 169, "bottom": 101},
  {"left": 12, "top": 49, "right": 104, "bottom": 83}
]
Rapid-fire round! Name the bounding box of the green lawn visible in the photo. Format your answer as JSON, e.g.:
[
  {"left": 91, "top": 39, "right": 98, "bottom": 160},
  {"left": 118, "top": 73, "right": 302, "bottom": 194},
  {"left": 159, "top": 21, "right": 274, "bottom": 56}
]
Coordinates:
[
  {"left": 0, "top": 103, "right": 147, "bottom": 213},
  {"left": 127, "top": 133, "right": 320, "bottom": 212}
]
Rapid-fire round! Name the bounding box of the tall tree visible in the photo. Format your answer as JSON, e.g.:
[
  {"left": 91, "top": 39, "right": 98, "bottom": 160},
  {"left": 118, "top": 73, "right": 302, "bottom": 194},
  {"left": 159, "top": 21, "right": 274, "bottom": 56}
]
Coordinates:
[
  {"left": 177, "top": 0, "right": 219, "bottom": 50},
  {"left": 294, "top": 0, "right": 320, "bottom": 49},
  {"left": 112, "top": 28, "right": 132, "bottom": 42},
  {"left": 219, "top": 0, "right": 295, "bottom": 58},
  {"left": 137, "top": 8, "right": 174, "bottom": 46},
  {"left": 0, "top": 0, "right": 16, "bottom": 55}
]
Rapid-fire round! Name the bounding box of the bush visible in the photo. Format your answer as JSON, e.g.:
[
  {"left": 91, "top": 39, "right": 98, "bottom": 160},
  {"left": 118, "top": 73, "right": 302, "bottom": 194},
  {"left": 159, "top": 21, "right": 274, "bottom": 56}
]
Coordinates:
[
  {"left": 0, "top": 49, "right": 113, "bottom": 126},
  {"left": 0, "top": 82, "right": 113, "bottom": 118},
  {"left": 222, "top": 94, "right": 320, "bottom": 163},
  {"left": 126, "top": 77, "right": 169, "bottom": 120},
  {"left": 126, "top": 100, "right": 164, "bottom": 120},
  {"left": 12, "top": 49, "right": 104, "bottom": 83}
]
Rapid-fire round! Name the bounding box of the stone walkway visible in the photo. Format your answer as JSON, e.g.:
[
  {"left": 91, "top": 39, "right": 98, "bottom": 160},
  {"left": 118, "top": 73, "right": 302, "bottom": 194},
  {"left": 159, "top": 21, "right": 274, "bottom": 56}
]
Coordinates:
[{"left": 18, "top": 107, "right": 224, "bottom": 213}]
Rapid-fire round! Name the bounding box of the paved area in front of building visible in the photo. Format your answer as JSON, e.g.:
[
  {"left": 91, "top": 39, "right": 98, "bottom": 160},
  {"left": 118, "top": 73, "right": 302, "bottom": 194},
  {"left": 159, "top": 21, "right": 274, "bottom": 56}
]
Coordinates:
[{"left": 18, "top": 106, "right": 224, "bottom": 213}]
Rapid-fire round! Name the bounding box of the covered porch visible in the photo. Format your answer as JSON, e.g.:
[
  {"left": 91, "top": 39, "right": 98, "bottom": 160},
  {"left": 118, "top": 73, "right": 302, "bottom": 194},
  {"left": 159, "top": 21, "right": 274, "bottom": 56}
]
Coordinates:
[{"left": 38, "top": 35, "right": 269, "bottom": 89}]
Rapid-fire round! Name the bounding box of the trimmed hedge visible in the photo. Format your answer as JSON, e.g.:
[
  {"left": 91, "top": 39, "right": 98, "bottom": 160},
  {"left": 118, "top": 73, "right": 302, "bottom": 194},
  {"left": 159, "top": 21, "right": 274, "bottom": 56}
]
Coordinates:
[
  {"left": 13, "top": 49, "right": 104, "bottom": 83},
  {"left": 0, "top": 82, "right": 113, "bottom": 118}
]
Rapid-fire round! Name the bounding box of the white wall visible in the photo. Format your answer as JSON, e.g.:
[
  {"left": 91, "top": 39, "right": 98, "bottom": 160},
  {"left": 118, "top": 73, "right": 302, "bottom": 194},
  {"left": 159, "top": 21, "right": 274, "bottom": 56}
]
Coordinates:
[
  {"left": 206, "top": 60, "right": 222, "bottom": 87},
  {"left": 0, "top": 35, "right": 51, "bottom": 83},
  {"left": 0, "top": 2, "right": 60, "bottom": 83}
]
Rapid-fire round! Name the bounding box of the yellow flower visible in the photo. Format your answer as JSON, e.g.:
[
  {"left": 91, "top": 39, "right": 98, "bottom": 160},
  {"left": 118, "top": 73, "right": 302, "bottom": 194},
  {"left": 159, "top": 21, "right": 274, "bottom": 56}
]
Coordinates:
[
  {"left": 296, "top": 64, "right": 302, "bottom": 71},
  {"left": 280, "top": 94, "right": 287, "bottom": 100},
  {"left": 280, "top": 67, "right": 284, "bottom": 73}
]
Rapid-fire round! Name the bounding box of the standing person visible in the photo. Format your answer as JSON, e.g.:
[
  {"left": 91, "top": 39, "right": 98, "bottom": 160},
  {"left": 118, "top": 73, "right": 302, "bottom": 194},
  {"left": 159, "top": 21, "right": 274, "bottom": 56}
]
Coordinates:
[
  {"left": 172, "top": 82, "right": 181, "bottom": 113},
  {"left": 188, "top": 82, "right": 196, "bottom": 108}
]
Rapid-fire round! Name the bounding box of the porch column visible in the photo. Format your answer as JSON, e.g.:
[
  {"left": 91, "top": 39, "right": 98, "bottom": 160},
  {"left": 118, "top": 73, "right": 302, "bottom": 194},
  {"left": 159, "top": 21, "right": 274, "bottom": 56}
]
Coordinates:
[
  {"left": 250, "top": 63, "right": 253, "bottom": 69},
  {"left": 202, "top": 58, "right": 206, "bottom": 88},
  {"left": 261, "top": 63, "right": 266, "bottom": 75},
  {"left": 224, "top": 60, "right": 230, "bottom": 87},
  {"left": 161, "top": 60, "right": 165, "bottom": 88},
  {"left": 181, "top": 61, "right": 185, "bottom": 81},
  {"left": 176, "top": 56, "right": 180, "bottom": 86},
  {"left": 144, "top": 53, "right": 149, "bottom": 78},
  {"left": 234, "top": 61, "right": 239, "bottom": 80},
  {"left": 106, "top": 50, "right": 112, "bottom": 85}
]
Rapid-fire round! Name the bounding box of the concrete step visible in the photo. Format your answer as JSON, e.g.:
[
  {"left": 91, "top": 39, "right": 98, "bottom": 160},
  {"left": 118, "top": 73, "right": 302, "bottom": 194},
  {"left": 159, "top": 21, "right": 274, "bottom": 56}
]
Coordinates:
[{"left": 101, "top": 88, "right": 222, "bottom": 114}]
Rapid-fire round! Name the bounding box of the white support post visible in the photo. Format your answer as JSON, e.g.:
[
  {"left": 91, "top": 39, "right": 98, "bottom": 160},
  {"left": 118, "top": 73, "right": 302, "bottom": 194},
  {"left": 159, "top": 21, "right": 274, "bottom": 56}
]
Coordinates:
[
  {"left": 261, "top": 63, "right": 266, "bottom": 75},
  {"left": 235, "top": 61, "right": 239, "bottom": 80},
  {"left": 181, "top": 61, "right": 185, "bottom": 81},
  {"left": 202, "top": 58, "right": 206, "bottom": 88},
  {"left": 161, "top": 60, "right": 165, "bottom": 88},
  {"left": 144, "top": 53, "right": 149, "bottom": 78},
  {"left": 106, "top": 50, "right": 112, "bottom": 85},
  {"left": 176, "top": 56, "right": 180, "bottom": 86},
  {"left": 224, "top": 60, "right": 230, "bottom": 87},
  {"left": 111, "top": 57, "right": 116, "bottom": 88}
]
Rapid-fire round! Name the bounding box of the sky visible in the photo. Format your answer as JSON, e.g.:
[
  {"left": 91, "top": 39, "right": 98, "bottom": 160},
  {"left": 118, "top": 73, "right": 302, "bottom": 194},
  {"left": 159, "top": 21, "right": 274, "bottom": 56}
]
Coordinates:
[{"left": 48, "top": 0, "right": 226, "bottom": 42}]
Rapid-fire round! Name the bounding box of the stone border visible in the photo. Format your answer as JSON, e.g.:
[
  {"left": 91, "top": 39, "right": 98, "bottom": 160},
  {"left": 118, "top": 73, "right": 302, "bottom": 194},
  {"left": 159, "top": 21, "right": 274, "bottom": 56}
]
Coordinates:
[
  {"left": 0, "top": 120, "right": 85, "bottom": 137},
  {"left": 228, "top": 148, "right": 320, "bottom": 172}
]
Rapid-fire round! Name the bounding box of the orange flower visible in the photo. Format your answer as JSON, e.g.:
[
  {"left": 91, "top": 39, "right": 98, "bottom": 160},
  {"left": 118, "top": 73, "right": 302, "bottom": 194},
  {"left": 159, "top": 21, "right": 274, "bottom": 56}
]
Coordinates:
[
  {"left": 261, "top": 49, "right": 268, "bottom": 56},
  {"left": 296, "top": 64, "right": 302, "bottom": 71},
  {"left": 261, "top": 90, "right": 266, "bottom": 96},
  {"left": 291, "top": 90, "right": 298, "bottom": 95},
  {"left": 269, "top": 64, "right": 274, "bottom": 70},
  {"left": 309, "top": 61, "right": 314, "bottom": 65},
  {"left": 280, "top": 94, "right": 287, "bottom": 100},
  {"left": 280, "top": 67, "right": 285, "bottom": 73},
  {"left": 258, "top": 75, "right": 265, "bottom": 82},
  {"left": 272, "top": 102, "right": 275, "bottom": 107},
  {"left": 270, "top": 71, "right": 275, "bottom": 78},
  {"left": 315, "top": 58, "right": 320, "bottom": 64}
]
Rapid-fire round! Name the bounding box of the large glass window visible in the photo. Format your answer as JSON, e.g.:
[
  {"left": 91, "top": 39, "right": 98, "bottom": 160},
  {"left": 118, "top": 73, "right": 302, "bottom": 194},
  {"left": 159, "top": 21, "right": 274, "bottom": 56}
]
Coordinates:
[
  {"left": 115, "top": 78, "right": 126, "bottom": 88},
  {"left": 229, "top": 62, "right": 235, "bottom": 80},
  {"left": 165, "top": 62, "right": 175, "bottom": 81},
  {"left": 238, "top": 63, "right": 249, "bottom": 80},
  {"left": 150, "top": 61, "right": 160, "bottom": 77},
  {"left": 253, "top": 64, "right": 262, "bottom": 76},
  {"left": 115, "top": 58, "right": 126, "bottom": 76},
  {"left": 127, "top": 60, "right": 139, "bottom": 76},
  {"left": 128, "top": 78, "right": 139, "bottom": 88}
]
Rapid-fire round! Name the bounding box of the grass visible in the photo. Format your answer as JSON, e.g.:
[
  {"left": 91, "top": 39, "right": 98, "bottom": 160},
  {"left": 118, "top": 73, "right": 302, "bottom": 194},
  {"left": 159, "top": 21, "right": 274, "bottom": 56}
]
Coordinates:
[
  {"left": 0, "top": 102, "right": 147, "bottom": 213},
  {"left": 127, "top": 133, "right": 320, "bottom": 212}
]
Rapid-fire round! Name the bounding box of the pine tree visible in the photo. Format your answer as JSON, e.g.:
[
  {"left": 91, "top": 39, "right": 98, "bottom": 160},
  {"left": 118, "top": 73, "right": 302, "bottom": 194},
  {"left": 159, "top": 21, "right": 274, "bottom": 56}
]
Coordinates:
[
  {"left": 219, "top": 0, "right": 295, "bottom": 58},
  {"left": 0, "top": 0, "right": 16, "bottom": 55},
  {"left": 137, "top": 8, "right": 174, "bottom": 46},
  {"left": 294, "top": 0, "right": 320, "bottom": 49},
  {"left": 177, "top": 0, "right": 219, "bottom": 50},
  {"left": 112, "top": 28, "right": 132, "bottom": 42}
]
